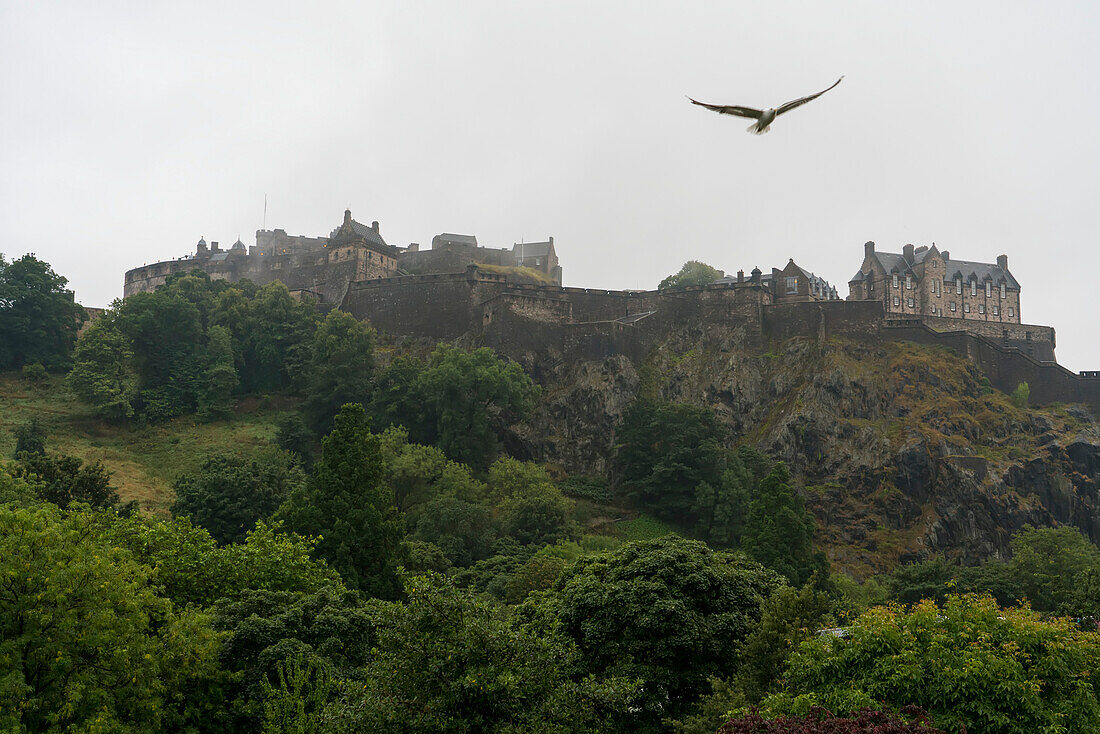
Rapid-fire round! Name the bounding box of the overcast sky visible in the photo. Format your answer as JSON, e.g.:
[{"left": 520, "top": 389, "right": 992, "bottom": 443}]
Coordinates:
[{"left": 2, "top": 1, "right": 1098, "bottom": 370}]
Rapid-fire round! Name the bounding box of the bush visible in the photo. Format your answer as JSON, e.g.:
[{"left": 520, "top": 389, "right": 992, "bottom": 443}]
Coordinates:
[
  {"left": 20, "top": 362, "right": 48, "bottom": 385},
  {"left": 12, "top": 417, "right": 46, "bottom": 456},
  {"left": 718, "top": 707, "right": 944, "bottom": 733},
  {"left": 1010, "top": 381, "right": 1029, "bottom": 409}
]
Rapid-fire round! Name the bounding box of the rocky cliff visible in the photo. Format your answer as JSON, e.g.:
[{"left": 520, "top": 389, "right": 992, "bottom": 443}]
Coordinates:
[{"left": 507, "top": 331, "right": 1100, "bottom": 577}]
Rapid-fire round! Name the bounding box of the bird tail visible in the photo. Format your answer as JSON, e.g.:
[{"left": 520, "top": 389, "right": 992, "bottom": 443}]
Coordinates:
[{"left": 747, "top": 122, "right": 769, "bottom": 135}]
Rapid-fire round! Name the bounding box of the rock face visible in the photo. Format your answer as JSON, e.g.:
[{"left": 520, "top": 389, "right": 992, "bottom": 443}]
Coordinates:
[{"left": 509, "top": 333, "right": 1100, "bottom": 577}]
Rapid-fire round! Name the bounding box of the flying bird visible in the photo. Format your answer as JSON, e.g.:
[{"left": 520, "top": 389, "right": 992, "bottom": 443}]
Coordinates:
[{"left": 688, "top": 76, "right": 844, "bottom": 135}]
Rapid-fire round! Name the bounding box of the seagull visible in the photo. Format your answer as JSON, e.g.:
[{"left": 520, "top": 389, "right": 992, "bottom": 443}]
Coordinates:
[{"left": 687, "top": 76, "right": 844, "bottom": 135}]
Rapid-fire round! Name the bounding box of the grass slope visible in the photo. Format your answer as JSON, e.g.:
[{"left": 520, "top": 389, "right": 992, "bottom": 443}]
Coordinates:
[{"left": 0, "top": 373, "right": 292, "bottom": 515}]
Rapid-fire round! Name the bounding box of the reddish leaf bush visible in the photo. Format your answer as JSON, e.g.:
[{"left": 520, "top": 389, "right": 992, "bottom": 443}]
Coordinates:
[{"left": 718, "top": 707, "right": 949, "bottom": 733}]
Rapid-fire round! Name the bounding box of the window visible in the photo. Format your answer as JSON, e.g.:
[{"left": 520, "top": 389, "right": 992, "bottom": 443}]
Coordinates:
[
  {"left": 970, "top": 279, "right": 977, "bottom": 296},
  {"left": 892, "top": 274, "right": 899, "bottom": 288},
  {"left": 950, "top": 302, "right": 957, "bottom": 312},
  {"left": 955, "top": 277, "right": 962, "bottom": 294},
  {"left": 992, "top": 305, "right": 999, "bottom": 316},
  {"left": 785, "top": 276, "right": 798, "bottom": 294},
  {"left": 979, "top": 304, "right": 985, "bottom": 314},
  {"left": 985, "top": 281, "right": 991, "bottom": 297},
  {"left": 1008, "top": 307, "right": 1015, "bottom": 318},
  {"left": 1001, "top": 283, "right": 1006, "bottom": 299},
  {"left": 964, "top": 303, "right": 971, "bottom": 313},
  {"left": 932, "top": 280, "right": 939, "bottom": 294},
  {"left": 893, "top": 296, "right": 900, "bottom": 307},
  {"left": 868, "top": 281, "right": 874, "bottom": 292},
  {"left": 905, "top": 274, "right": 912, "bottom": 290},
  {"left": 907, "top": 297, "right": 914, "bottom": 308}
]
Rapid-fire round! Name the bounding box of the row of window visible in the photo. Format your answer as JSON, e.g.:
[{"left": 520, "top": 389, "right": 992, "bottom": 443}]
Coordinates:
[
  {"left": 892, "top": 295, "right": 1015, "bottom": 318},
  {"left": 890, "top": 273, "right": 1008, "bottom": 299}
]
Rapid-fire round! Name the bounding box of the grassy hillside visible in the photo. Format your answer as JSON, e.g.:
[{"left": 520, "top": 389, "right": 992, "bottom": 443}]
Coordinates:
[{"left": 0, "top": 372, "right": 292, "bottom": 515}]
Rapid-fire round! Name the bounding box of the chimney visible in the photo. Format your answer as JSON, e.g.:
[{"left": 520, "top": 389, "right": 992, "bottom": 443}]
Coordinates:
[
  {"left": 737, "top": 269, "right": 744, "bottom": 283},
  {"left": 344, "top": 209, "right": 352, "bottom": 225},
  {"left": 997, "top": 254, "right": 1008, "bottom": 271},
  {"left": 371, "top": 221, "right": 379, "bottom": 233},
  {"left": 864, "top": 241, "right": 875, "bottom": 258},
  {"left": 211, "top": 241, "right": 220, "bottom": 252},
  {"left": 941, "top": 250, "right": 949, "bottom": 262},
  {"left": 407, "top": 243, "right": 419, "bottom": 252},
  {"left": 903, "top": 243, "right": 915, "bottom": 264}
]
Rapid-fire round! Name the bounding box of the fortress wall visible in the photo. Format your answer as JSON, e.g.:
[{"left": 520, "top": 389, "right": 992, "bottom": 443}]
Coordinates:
[
  {"left": 762, "top": 300, "right": 886, "bottom": 342},
  {"left": 341, "top": 272, "right": 496, "bottom": 339},
  {"left": 398, "top": 244, "right": 514, "bottom": 275}
]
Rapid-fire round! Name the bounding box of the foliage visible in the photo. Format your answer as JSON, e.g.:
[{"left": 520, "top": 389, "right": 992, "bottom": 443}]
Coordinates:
[
  {"left": 717, "top": 708, "right": 944, "bottom": 734},
  {"left": 368, "top": 355, "right": 432, "bottom": 441},
  {"left": 416, "top": 345, "right": 540, "bottom": 468},
  {"left": 66, "top": 312, "right": 137, "bottom": 421},
  {"left": 548, "top": 535, "right": 783, "bottom": 730},
  {"left": 172, "top": 448, "right": 305, "bottom": 544},
  {"left": 276, "top": 403, "right": 404, "bottom": 597},
  {"left": 20, "top": 362, "right": 47, "bottom": 386},
  {"left": 323, "top": 573, "right": 635, "bottom": 733},
  {"left": 12, "top": 416, "right": 46, "bottom": 456},
  {"left": 105, "top": 514, "right": 339, "bottom": 608},
  {"left": 658, "top": 260, "right": 725, "bottom": 290},
  {"left": 412, "top": 497, "right": 497, "bottom": 567},
  {"left": 275, "top": 412, "right": 315, "bottom": 466},
  {"left": 615, "top": 398, "right": 727, "bottom": 521},
  {"left": 214, "top": 586, "right": 373, "bottom": 730},
  {"left": 198, "top": 324, "right": 239, "bottom": 421},
  {"left": 11, "top": 450, "right": 120, "bottom": 509},
  {"left": 741, "top": 463, "right": 826, "bottom": 586},
  {"left": 0, "top": 253, "right": 85, "bottom": 370},
  {"left": 761, "top": 594, "right": 1100, "bottom": 734},
  {"left": 0, "top": 463, "right": 40, "bottom": 506},
  {"left": 0, "top": 504, "right": 222, "bottom": 732},
  {"left": 299, "top": 311, "right": 375, "bottom": 433},
  {"left": 694, "top": 446, "right": 771, "bottom": 547},
  {"left": 490, "top": 457, "right": 577, "bottom": 546},
  {"left": 260, "top": 654, "right": 333, "bottom": 734},
  {"left": 380, "top": 425, "right": 486, "bottom": 512},
  {"left": 1010, "top": 381, "right": 1030, "bottom": 409}
]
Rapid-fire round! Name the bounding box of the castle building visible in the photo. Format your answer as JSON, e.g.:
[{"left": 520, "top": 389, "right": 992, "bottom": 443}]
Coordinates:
[
  {"left": 715, "top": 259, "right": 840, "bottom": 302},
  {"left": 848, "top": 241, "right": 1021, "bottom": 324}
]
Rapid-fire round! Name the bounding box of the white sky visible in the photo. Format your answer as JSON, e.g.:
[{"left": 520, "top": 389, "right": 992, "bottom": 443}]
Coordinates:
[{"left": 2, "top": 1, "right": 1098, "bottom": 370}]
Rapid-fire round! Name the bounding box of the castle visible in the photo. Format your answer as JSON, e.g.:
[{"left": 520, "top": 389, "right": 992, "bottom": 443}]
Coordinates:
[{"left": 122, "top": 209, "right": 1098, "bottom": 409}]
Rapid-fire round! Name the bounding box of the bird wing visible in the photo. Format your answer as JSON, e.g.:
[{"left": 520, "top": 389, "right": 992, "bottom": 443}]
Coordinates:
[
  {"left": 774, "top": 76, "right": 844, "bottom": 116},
  {"left": 686, "top": 97, "right": 763, "bottom": 119}
]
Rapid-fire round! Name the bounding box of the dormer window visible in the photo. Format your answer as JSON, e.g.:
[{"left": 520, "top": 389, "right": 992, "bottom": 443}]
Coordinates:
[
  {"left": 905, "top": 274, "right": 912, "bottom": 290},
  {"left": 1001, "top": 283, "right": 1006, "bottom": 299},
  {"left": 970, "top": 279, "right": 977, "bottom": 296},
  {"left": 985, "top": 281, "right": 991, "bottom": 297},
  {"left": 892, "top": 274, "right": 899, "bottom": 288},
  {"left": 955, "top": 277, "right": 962, "bottom": 294}
]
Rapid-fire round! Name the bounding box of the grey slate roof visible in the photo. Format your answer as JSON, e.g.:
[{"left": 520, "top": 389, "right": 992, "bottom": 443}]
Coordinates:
[
  {"left": 435, "top": 233, "right": 479, "bottom": 247},
  {"left": 512, "top": 241, "right": 552, "bottom": 258},
  {"left": 945, "top": 259, "right": 1019, "bottom": 289}
]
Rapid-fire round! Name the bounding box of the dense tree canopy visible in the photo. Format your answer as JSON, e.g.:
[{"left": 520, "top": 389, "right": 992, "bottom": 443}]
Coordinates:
[
  {"left": 300, "top": 311, "right": 376, "bottom": 433},
  {"left": 548, "top": 536, "right": 783, "bottom": 730},
  {"left": 276, "top": 403, "right": 404, "bottom": 598},
  {"left": 762, "top": 594, "right": 1100, "bottom": 734},
  {"left": 0, "top": 254, "right": 85, "bottom": 370}
]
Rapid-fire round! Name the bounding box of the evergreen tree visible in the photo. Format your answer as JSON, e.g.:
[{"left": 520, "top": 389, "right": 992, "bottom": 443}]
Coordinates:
[
  {"left": 12, "top": 417, "right": 46, "bottom": 456},
  {"left": 197, "top": 325, "right": 238, "bottom": 422},
  {"left": 275, "top": 404, "right": 403, "bottom": 598},
  {"left": 741, "top": 463, "right": 826, "bottom": 586},
  {"left": 300, "top": 311, "right": 375, "bottom": 433}
]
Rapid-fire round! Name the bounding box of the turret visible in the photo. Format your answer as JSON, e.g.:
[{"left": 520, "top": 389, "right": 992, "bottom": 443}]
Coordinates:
[{"left": 196, "top": 237, "right": 208, "bottom": 258}]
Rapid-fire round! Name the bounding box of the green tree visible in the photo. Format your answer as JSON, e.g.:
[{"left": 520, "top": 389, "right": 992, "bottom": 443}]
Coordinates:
[
  {"left": 658, "top": 260, "right": 724, "bottom": 290},
  {"left": 615, "top": 398, "right": 726, "bottom": 521},
  {"left": 548, "top": 536, "right": 783, "bottom": 730},
  {"left": 116, "top": 289, "right": 205, "bottom": 422},
  {"left": 12, "top": 417, "right": 46, "bottom": 456},
  {"left": 214, "top": 586, "right": 373, "bottom": 731},
  {"left": 0, "top": 253, "right": 86, "bottom": 370},
  {"left": 741, "top": 464, "right": 826, "bottom": 586},
  {"left": 693, "top": 446, "right": 770, "bottom": 547},
  {"left": 276, "top": 403, "right": 404, "bottom": 597},
  {"left": 0, "top": 505, "right": 222, "bottom": 732},
  {"left": 197, "top": 324, "right": 239, "bottom": 421},
  {"left": 368, "top": 355, "right": 431, "bottom": 441},
  {"left": 20, "top": 362, "right": 48, "bottom": 386},
  {"left": 104, "top": 515, "right": 339, "bottom": 608},
  {"left": 66, "top": 312, "right": 137, "bottom": 421},
  {"left": 275, "top": 413, "right": 316, "bottom": 467},
  {"left": 300, "top": 311, "right": 375, "bottom": 433},
  {"left": 323, "top": 573, "right": 635, "bottom": 733},
  {"left": 260, "top": 654, "right": 333, "bottom": 734},
  {"left": 412, "top": 497, "right": 497, "bottom": 567},
  {"left": 416, "top": 345, "right": 539, "bottom": 468},
  {"left": 1006, "top": 525, "right": 1100, "bottom": 615},
  {"left": 11, "top": 451, "right": 120, "bottom": 509},
  {"left": 172, "top": 449, "right": 305, "bottom": 544},
  {"left": 380, "top": 425, "right": 486, "bottom": 512},
  {"left": 761, "top": 594, "right": 1100, "bottom": 734}
]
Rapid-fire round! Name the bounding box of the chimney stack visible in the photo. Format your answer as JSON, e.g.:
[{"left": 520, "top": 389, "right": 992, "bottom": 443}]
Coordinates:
[
  {"left": 737, "top": 269, "right": 744, "bottom": 283},
  {"left": 407, "top": 243, "right": 419, "bottom": 252},
  {"left": 941, "top": 251, "right": 950, "bottom": 261},
  {"left": 344, "top": 209, "right": 352, "bottom": 225},
  {"left": 864, "top": 241, "right": 875, "bottom": 258},
  {"left": 997, "top": 254, "right": 1008, "bottom": 271},
  {"left": 903, "top": 243, "right": 915, "bottom": 264},
  {"left": 371, "top": 221, "right": 379, "bottom": 233}
]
